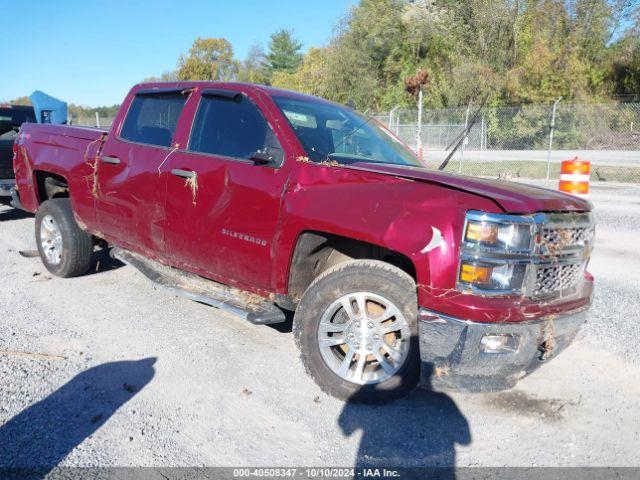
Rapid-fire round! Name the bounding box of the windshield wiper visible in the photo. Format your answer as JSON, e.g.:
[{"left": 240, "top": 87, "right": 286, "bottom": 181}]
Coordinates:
[{"left": 438, "top": 93, "right": 490, "bottom": 171}]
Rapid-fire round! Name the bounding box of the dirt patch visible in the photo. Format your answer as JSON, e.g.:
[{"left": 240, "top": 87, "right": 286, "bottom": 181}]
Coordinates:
[
  {"left": 319, "top": 159, "right": 340, "bottom": 167},
  {"left": 83, "top": 135, "right": 106, "bottom": 198},
  {"left": 0, "top": 349, "right": 66, "bottom": 361},
  {"left": 482, "top": 390, "right": 574, "bottom": 421},
  {"left": 185, "top": 173, "right": 198, "bottom": 205}
]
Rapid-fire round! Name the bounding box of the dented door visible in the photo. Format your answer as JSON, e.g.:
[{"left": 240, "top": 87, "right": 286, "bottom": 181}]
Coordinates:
[
  {"left": 161, "top": 90, "right": 288, "bottom": 292},
  {"left": 96, "top": 90, "right": 189, "bottom": 254}
]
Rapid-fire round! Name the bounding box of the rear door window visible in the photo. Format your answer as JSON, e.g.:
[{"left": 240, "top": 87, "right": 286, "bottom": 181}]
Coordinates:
[
  {"left": 188, "top": 95, "right": 283, "bottom": 164},
  {"left": 120, "top": 92, "right": 187, "bottom": 147}
]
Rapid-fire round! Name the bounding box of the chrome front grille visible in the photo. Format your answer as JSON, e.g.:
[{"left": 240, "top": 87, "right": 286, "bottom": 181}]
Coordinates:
[
  {"left": 533, "top": 262, "right": 586, "bottom": 299},
  {"left": 538, "top": 224, "right": 594, "bottom": 255},
  {"left": 532, "top": 212, "right": 594, "bottom": 300}
]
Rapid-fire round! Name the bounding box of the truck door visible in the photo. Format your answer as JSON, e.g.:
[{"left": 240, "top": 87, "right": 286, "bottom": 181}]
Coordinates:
[
  {"left": 96, "top": 89, "right": 189, "bottom": 254},
  {"left": 161, "top": 89, "right": 288, "bottom": 292}
]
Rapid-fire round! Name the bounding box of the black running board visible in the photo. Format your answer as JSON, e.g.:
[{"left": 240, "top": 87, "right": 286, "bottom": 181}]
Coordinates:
[{"left": 111, "top": 247, "right": 286, "bottom": 325}]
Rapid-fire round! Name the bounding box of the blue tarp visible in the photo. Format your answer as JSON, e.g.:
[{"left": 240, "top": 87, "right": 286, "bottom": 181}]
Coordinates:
[{"left": 29, "top": 90, "right": 68, "bottom": 124}]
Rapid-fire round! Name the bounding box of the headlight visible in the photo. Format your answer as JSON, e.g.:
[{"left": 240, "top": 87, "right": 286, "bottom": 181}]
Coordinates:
[
  {"left": 462, "top": 212, "right": 534, "bottom": 253},
  {"left": 458, "top": 211, "right": 536, "bottom": 295}
]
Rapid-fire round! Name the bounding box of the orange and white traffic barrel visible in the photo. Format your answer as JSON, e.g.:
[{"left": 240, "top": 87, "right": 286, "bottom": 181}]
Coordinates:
[{"left": 559, "top": 157, "right": 590, "bottom": 197}]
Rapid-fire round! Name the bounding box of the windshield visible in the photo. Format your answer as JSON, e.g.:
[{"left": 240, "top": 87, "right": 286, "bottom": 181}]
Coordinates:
[{"left": 273, "top": 96, "right": 422, "bottom": 167}]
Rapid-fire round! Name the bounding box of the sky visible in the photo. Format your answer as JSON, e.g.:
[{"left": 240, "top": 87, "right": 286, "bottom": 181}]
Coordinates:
[{"left": 1, "top": 0, "right": 356, "bottom": 107}]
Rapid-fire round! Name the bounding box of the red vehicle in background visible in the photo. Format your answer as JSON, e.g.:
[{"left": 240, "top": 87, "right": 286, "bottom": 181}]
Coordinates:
[{"left": 12, "top": 82, "right": 594, "bottom": 402}]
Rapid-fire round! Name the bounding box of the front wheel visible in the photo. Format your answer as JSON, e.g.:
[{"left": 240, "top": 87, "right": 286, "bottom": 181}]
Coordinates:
[
  {"left": 35, "top": 198, "right": 93, "bottom": 278},
  {"left": 293, "top": 260, "right": 420, "bottom": 403}
]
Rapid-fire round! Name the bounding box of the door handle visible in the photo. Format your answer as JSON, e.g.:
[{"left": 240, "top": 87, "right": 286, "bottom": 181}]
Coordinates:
[
  {"left": 171, "top": 169, "right": 196, "bottom": 179},
  {"left": 101, "top": 155, "right": 121, "bottom": 165}
]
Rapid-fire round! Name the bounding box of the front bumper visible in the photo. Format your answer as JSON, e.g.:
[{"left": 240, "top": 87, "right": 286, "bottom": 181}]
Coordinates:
[
  {"left": 418, "top": 307, "right": 588, "bottom": 392},
  {"left": 0, "top": 179, "right": 15, "bottom": 197}
]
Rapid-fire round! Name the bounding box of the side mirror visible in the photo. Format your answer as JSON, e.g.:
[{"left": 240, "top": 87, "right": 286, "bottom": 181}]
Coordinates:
[{"left": 249, "top": 150, "right": 274, "bottom": 166}]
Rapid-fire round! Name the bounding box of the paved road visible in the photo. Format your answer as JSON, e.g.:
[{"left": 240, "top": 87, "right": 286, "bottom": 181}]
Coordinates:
[
  {"left": 0, "top": 184, "right": 639, "bottom": 469},
  {"left": 421, "top": 150, "right": 640, "bottom": 167}
]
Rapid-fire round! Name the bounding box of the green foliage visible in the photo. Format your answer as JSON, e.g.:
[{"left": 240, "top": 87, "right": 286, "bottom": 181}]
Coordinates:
[
  {"left": 176, "top": 37, "right": 239, "bottom": 81},
  {"left": 272, "top": 0, "right": 640, "bottom": 110},
  {"left": 267, "top": 29, "right": 303, "bottom": 73},
  {"left": 611, "top": 35, "right": 640, "bottom": 96},
  {"left": 68, "top": 103, "right": 120, "bottom": 121},
  {"left": 270, "top": 47, "right": 333, "bottom": 96},
  {"left": 237, "top": 44, "right": 271, "bottom": 85},
  {"left": 7, "top": 96, "right": 31, "bottom": 106}
]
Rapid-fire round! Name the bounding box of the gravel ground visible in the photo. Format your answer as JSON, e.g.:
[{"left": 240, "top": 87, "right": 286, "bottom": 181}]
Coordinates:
[{"left": 0, "top": 184, "right": 639, "bottom": 469}]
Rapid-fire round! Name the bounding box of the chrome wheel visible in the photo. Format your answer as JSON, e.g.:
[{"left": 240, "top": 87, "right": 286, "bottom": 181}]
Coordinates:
[
  {"left": 317, "top": 291, "right": 411, "bottom": 385},
  {"left": 40, "top": 214, "right": 63, "bottom": 265}
]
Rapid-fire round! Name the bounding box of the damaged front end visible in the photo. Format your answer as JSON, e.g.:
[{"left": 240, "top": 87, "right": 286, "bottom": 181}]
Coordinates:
[
  {"left": 418, "top": 306, "right": 589, "bottom": 391},
  {"left": 419, "top": 210, "right": 595, "bottom": 392}
]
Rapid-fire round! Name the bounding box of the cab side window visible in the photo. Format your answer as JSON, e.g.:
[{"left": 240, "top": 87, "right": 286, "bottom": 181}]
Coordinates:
[
  {"left": 189, "top": 95, "right": 283, "bottom": 165},
  {"left": 120, "top": 92, "right": 187, "bottom": 147}
]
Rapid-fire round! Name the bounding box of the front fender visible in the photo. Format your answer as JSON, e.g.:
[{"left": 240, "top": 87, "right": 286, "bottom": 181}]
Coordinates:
[{"left": 273, "top": 164, "right": 501, "bottom": 305}]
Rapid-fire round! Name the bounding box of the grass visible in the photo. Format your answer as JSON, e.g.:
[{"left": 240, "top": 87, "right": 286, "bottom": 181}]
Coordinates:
[{"left": 441, "top": 161, "right": 640, "bottom": 183}]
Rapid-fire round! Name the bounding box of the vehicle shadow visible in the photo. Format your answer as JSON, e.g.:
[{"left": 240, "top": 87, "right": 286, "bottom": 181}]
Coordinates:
[
  {"left": 338, "top": 364, "right": 471, "bottom": 478},
  {"left": 0, "top": 197, "right": 32, "bottom": 221},
  {"left": 91, "top": 247, "right": 125, "bottom": 274},
  {"left": 15, "top": 246, "right": 125, "bottom": 275},
  {"left": 267, "top": 308, "right": 294, "bottom": 333},
  {"left": 0, "top": 358, "right": 156, "bottom": 475}
]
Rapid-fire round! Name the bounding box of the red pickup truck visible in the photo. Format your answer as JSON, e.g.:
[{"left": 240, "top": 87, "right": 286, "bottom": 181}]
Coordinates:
[{"left": 12, "top": 82, "right": 594, "bottom": 402}]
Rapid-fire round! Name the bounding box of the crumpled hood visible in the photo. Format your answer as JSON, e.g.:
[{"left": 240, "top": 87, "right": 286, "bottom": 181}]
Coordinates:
[{"left": 349, "top": 163, "right": 592, "bottom": 214}]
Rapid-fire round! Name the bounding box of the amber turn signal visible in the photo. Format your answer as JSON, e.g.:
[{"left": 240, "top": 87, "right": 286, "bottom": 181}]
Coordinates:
[
  {"left": 465, "top": 221, "right": 499, "bottom": 244},
  {"left": 459, "top": 263, "right": 492, "bottom": 285}
]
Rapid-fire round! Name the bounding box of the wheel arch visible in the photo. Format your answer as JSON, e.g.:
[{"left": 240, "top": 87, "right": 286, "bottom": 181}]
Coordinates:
[
  {"left": 286, "top": 230, "right": 418, "bottom": 305},
  {"left": 33, "top": 170, "right": 70, "bottom": 203}
]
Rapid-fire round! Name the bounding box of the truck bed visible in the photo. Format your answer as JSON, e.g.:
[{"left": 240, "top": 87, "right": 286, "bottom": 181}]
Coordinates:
[
  {"left": 13, "top": 123, "right": 108, "bottom": 215},
  {"left": 21, "top": 123, "right": 107, "bottom": 142}
]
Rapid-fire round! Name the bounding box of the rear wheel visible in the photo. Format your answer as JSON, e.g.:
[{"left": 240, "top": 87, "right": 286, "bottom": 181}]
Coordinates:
[
  {"left": 35, "top": 198, "right": 93, "bottom": 277},
  {"left": 293, "top": 260, "right": 420, "bottom": 403}
]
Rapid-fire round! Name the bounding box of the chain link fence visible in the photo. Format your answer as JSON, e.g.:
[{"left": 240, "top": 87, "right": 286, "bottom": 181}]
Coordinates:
[
  {"left": 70, "top": 115, "right": 115, "bottom": 129},
  {"left": 376, "top": 102, "right": 640, "bottom": 183}
]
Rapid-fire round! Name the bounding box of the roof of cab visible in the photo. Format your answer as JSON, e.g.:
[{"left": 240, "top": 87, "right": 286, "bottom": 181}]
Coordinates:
[{"left": 132, "top": 81, "right": 337, "bottom": 106}]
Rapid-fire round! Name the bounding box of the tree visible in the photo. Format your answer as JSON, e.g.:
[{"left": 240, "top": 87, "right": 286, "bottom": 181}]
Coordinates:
[
  {"left": 176, "top": 37, "right": 239, "bottom": 81},
  {"left": 237, "top": 44, "right": 271, "bottom": 85},
  {"left": 271, "top": 47, "right": 337, "bottom": 97},
  {"left": 611, "top": 33, "right": 640, "bottom": 96},
  {"left": 267, "top": 29, "right": 303, "bottom": 73},
  {"left": 67, "top": 104, "right": 120, "bottom": 120},
  {"left": 8, "top": 96, "right": 31, "bottom": 106}
]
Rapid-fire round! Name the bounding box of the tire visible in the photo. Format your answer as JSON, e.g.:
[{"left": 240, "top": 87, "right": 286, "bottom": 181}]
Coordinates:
[
  {"left": 293, "top": 260, "right": 420, "bottom": 403},
  {"left": 35, "top": 198, "right": 93, "bottom": 278}
]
